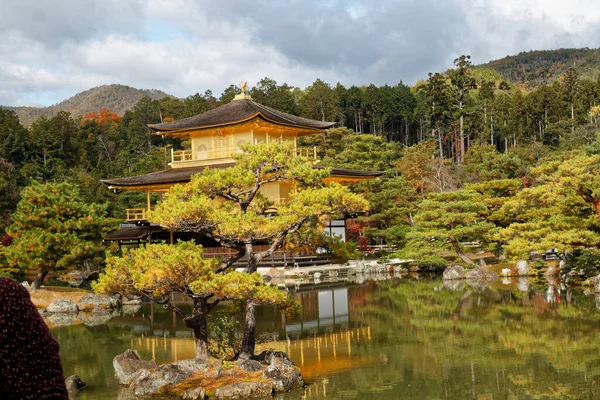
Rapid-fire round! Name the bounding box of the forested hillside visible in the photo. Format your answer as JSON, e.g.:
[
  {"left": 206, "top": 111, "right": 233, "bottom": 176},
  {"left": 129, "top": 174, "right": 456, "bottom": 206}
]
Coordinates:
[
  {"left": 479, "top": 48, "right": 600, "bottom": 88},
  {"left": 5, "top": 84, "right": 171, "bottom": 127}
]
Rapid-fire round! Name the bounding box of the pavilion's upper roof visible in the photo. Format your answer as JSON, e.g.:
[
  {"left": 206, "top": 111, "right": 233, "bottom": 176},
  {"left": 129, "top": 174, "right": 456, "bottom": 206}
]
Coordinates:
[{"left": 149, "top": 98, "right": 335, "bottom": 132}]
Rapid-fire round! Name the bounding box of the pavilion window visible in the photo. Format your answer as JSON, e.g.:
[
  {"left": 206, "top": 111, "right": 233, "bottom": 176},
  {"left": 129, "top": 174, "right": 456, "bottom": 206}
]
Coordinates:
[{"left": 197, "top": 145, "right": 208, "bottom": 160}]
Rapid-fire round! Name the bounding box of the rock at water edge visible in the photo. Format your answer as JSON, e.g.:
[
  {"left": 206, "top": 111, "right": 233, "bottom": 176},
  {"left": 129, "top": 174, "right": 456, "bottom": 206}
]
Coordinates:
[
  {"left": 443, "top": 265, "right": 464, "bottom": 280},
  {"left": 46, "top": 299, "right": 78, "bottom": 313},
  {"left": 465, "top": 268, "right": 498, "bottom": 288},
  {"left": 238, "top": 359, "right": 263, "bottom": 373},
  {"left": 65, "top": 374, "right": 87, "bottom": 392},
  {"left": 77, "top": 293, "right": 119, "bottom": 312},
  {"left": 263, "top": 362, "right": 304, "bottom": 392},
  {"left": 214, "top": 382, "right": 273, "bottom": 399},
  {"left": 516, "top": 260, "right": 529, "bottom": 276},
  {"left": 183, "top": 387, "right": 206, "bottom": 400},
  {"left": 255, "top": 351, "right": 303, "bottom": 392},
  {"left": 594, "top": 274, "right": 600, "bottom": 293},
  {"left": 113, "top": 349, "right": 157, "bottom": 385},
  {"left": 131, "top": 364, "right": 193, "bottom": 396}
]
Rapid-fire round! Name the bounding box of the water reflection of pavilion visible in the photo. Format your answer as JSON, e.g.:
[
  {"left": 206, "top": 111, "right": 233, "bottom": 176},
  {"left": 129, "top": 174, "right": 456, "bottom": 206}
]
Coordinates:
[
  {"left": 115, "top": 283, "right": 377, "bottom": 378},
  {"left": 113, "top": 282, "right": 373, "bottom": 340}
]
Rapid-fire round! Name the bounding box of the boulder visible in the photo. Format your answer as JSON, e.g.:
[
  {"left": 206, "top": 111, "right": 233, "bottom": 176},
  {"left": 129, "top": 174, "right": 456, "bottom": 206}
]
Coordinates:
[
  {"left": 465, "top": 267, "right": 498, "bottom": 289},
  {"left": 130, "top": 364, "right": 193, "bottom": 396},
  {"left": 171, "top": 359, "right": 211, "bottom": 375},
  {"left": 65, "top": 374, "right": 86, "bottom": 392},
  {"left": 238, "top": 359, "right": 263, "bottom": 373},
  {"left": 214, "top": 382, "right": 273, "bottom": 399},
  {"left": 254, "top": 351, "right": 303, "bottom": 392},
  {"left": 74, "top": 270, "right": 100, "bottom": 289},
  {"left": 393, "top": 266, "right": 408, "bottom": 274},
  {"left": 253, "top": 351, "right": 292, "bottom": 366},
  {"left": 183, "top": 387, "right": 206, "bottom": 400},
  {"left": 594, "top": 274, "right": 600, "bottom": 293},
  {"left": 263, "top": 361, "right": 303, "bottom": 392},
  {"left": 516, "top": 260, "right": 529, "bottom": 276},
  {"left": 122, "top": 304, "right": 142, "bottom": 315},
  {"left": 267, "top": 268, "right": 285, "bottom": 279},
  {"left": 122, "top": 295, "right": 142, "bottom": 305},
  {"left": 46, "top": 312, "right": 77, "bottom": 326},
  {"left": 113, "top": 349, "right": 157, "bottom": 385},
  {"left": 442, "top": 265, "right": 464, "bottom": 280},
  {"left": 77, "top": 293, "right": 119, "bottom": 312},
  {"left": 46, "top": 299, "right": 78, "bottom": 313}
]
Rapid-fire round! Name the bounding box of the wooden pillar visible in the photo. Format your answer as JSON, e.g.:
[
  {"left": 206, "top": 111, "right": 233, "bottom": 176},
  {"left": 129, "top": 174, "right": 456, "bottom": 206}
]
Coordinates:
[
  {"left": 146, "top": 191, "right": 151, "bottom": 211},
  {"left": 169, "top": 230, "right": 174, "bottom": 244}
]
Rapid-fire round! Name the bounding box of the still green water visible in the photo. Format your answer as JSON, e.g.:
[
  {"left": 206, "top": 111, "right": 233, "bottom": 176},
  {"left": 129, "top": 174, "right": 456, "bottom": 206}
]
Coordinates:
[{"left": 50, "top": 278, "right": 600, "bottom": 399}]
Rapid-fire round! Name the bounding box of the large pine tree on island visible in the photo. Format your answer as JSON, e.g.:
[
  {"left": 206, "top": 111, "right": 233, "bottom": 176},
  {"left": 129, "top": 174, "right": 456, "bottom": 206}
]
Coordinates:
[{"left": 148, "top": 142, "right": 368, "bottom": 358}]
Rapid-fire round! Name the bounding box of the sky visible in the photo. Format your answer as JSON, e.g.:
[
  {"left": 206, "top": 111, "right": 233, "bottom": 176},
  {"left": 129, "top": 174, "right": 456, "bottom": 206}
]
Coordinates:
[{"left": 1, "top": 0, "right": 600, "bottom": 107}]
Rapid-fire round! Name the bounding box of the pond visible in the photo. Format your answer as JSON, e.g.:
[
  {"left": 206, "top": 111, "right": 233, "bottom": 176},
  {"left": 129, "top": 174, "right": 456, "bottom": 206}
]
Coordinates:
[{"left": 49, "top": 276, "right": 600, "bottom": 399}]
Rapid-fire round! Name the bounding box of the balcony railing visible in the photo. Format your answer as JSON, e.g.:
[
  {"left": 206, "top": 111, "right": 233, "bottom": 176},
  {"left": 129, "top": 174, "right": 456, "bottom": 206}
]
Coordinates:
[
  {"left": 171, "top": 146, "right": 318, "bottom": 165},
  {"left": 294, "top": 146, "right": 317, "bottom": 160},
  {"left": 126, "top": 208, "right": 148, "bottom": 221}
]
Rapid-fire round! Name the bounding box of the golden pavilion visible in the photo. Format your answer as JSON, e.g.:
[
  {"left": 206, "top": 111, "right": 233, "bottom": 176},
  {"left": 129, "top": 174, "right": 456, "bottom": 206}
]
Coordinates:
[{"left": 102, "top": 85, "right": 381, "bottom": 248}]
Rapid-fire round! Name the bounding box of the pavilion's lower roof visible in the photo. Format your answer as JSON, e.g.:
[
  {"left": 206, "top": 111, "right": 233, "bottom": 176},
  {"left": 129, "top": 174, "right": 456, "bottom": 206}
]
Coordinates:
[
  {"left": 102, "top": 165, "right": 383, "bottom": 188},
  {"left": 104, "top": 227, "right": 149, "bottom": 241}
]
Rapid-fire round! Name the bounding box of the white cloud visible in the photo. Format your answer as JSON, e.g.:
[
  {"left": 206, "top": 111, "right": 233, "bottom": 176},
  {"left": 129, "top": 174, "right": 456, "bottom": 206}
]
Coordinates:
[{"left": 1, "top": 0, "right": 600, "bottom": 107}]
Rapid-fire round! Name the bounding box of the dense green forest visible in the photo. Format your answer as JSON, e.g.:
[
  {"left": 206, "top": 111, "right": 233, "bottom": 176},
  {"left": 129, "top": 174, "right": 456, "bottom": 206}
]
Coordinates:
[{"left": 2, "top": 53, "right": 600, "bottom": 274}]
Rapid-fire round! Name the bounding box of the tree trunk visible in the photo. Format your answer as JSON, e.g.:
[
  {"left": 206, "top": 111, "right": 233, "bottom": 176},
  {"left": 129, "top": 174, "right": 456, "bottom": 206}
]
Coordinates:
[
  {"left": 193, "top": 320, "right": 209, "bottom": 363},
  {"left": 571, "top": 102, "right": 575, "bottom": 134},
  {"left": 449, "top": 237, "right": 473, "bottom": 264},
  {"left": 437, "top": 129, "right": 443, "bottom": 158},
  {"left": 592, "top": 199, "right": 600, "bottom": 224},
  {"left": 186, "top": 299, "right": 210, "bottom": 363},
  {"left": 32, "top": 268, "right": 50, "bottom": 290},
  {"left": 490, "top": 112, "right": 494, "bottom": 145},
  {"left": 459, "top": 111, "right": 465, "bottom": 162},
  {"left": 244, "top": 243, "right": 258, "bottom": 273},
  {"left": 240, "top": 300, "right": 256, "bottom": 359}
]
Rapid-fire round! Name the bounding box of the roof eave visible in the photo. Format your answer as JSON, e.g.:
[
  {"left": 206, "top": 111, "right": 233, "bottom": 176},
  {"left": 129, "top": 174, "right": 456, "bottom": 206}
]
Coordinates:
[{"left": 148, "top": 112, "right": 335, "bottom": 135}]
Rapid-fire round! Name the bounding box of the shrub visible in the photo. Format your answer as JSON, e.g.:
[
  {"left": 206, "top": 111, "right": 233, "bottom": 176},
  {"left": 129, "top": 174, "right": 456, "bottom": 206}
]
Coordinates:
[
  {"left": 414, "top": 256, "right": 448, "bottom": 273},
  {"left": 571, "top": 249, "right": 600, "bottom": 276}
]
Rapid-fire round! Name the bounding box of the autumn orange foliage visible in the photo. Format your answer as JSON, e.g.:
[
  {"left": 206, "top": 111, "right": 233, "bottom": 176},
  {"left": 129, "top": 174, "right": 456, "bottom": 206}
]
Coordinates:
[{"left": 81, "top": 108, "right": 121, "bottom": 126}]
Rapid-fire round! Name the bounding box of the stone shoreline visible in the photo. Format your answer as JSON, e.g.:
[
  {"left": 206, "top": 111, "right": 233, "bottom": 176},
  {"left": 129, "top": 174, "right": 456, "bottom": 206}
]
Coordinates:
[{"left": 114, "top": 349, "right": 304, "bottom": 399}]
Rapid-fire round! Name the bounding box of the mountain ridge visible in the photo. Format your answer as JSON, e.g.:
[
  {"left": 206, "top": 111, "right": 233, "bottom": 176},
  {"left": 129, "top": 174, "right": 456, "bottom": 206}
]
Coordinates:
[
  {"left": 478, "top": 47, "right": 600, "bottom": 88},
  {"left": 4, "top": 84, "right": 171, "bottom": 126}
]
